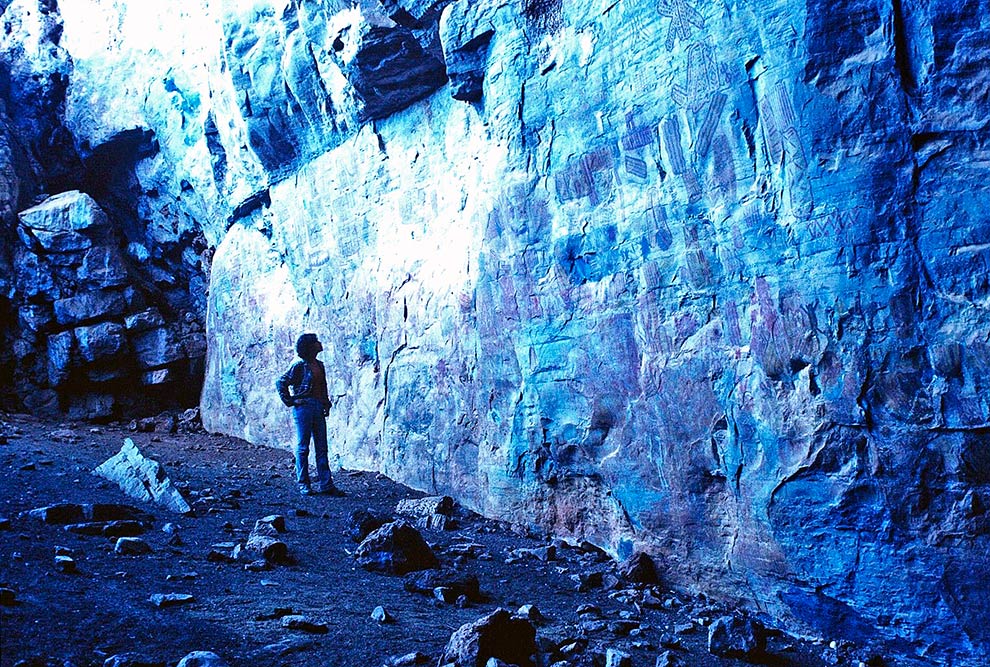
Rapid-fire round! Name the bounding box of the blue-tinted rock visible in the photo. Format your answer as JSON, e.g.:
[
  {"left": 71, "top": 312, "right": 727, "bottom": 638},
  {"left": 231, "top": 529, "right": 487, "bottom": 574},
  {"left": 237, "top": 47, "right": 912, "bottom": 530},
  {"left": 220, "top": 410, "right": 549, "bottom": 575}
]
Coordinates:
[
  {"left": 47, "top": 330, "right": 74, "bottom": 386},
  {"left": 53, "top": 288, "right": 134, "bottom": 326},
  {"left": 132, "top": 326, "right": 184, "bottom": 369},
  {"left": 74, "top": 322, "right": 126, "bottom": 364},
  {"left": 125, "top": 308, "right": 165, "bottom": 333},
  {"left": 78, "top": 246, "right": 129, "bottom": 288},
  {"left": 340, "top": 22, "right": 447, "bottom": 121},
  {"left": 17, "top": 190, "right": 108, "bottom": 233},
  {"left": 439, "top": 0, "right": 495, "bottom": 102}
]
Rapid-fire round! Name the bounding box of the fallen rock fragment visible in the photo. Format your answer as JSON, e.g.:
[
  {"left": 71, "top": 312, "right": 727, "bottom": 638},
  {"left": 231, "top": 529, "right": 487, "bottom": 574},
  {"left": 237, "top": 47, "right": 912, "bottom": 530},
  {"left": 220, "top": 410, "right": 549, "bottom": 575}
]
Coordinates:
[
  {"left": 396, "top": 495, "right": 454, "bottom": 518},
  {"left": 280, "top": 615, "right": 329, "bottom": 633},
  {"left": 0, "top": 587, "right": 17, "bottom": 605},
  {"left": 148, "top": 593, "right": 195, "bottom": 608},
  {"left": 571, "top": 570, "right": 604, "bottom": 592},
  {"left": 256, "top": 515, "right": 287, "bottom": 533},
  {"left": 65, "top": 520, "right": 149, "bottom": 537},
  {"left": 655, "top": 651, "right": 678, "bottom": 667},
  {"left": 250, "top": 638, "right": 315, "bottom": 659},
  {"left": 54, "top": 555, "right": 77, "bottom": 573},
  {"left": 175, "top": 652, "right": 229, "bottom": 667},
  {"left": 515, "top": 604, "right": 544, "bottom": 622},
  {"left": 102, "top": 653, "right": 165, "bottom": 667},
  {"left": 115, "top": 537, "right": 152, "bottom": 555},
  {"left": 355, "top": 520, "right": 438, "bottom": 575},
  {"left": 619, "top": 552, "right": 660, "bottom": 585},
  {"left": 707, "top": 614, "right": 767, "bottom": 660},
  {"left": 605, "top": 648, "right": 632, "bottom": 667},
  {"left": 439, "top": 608, "right": 537, "bottom": 667},
  {"left": 245, "top": 531, "right": 290, "bottom": 565},
  {"left": 507, "top": 545, "right": 556, "bottom": 563},
  {"left": 371, "top": 605, "right": 393, "bottom": 623},
  {"left": 404, "top": 569, "right": 484, "bottom": 602},
  {"left": 93, "top": 439, "right": 191, "bottom": 514},
  {"left": 347, "top": 509, "right": 390, "bottom": 542},
  {"left": 387, "top": 652, "right": 432, "bottom": 667}
]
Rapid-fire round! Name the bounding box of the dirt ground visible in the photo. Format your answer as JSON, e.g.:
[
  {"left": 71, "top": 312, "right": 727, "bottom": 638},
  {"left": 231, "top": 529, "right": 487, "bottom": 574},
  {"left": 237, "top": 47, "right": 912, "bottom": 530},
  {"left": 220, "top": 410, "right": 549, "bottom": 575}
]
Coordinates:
[{"left": 0, "top": 412, "right": 883, "bottom": 667}]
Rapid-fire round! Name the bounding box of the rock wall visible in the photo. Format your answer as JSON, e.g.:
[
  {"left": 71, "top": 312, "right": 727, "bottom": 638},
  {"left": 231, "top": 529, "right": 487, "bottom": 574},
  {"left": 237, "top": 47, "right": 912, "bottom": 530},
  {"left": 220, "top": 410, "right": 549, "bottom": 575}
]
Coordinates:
[{"left": 2, "top": 0, "right": 989, "bottom": 663}]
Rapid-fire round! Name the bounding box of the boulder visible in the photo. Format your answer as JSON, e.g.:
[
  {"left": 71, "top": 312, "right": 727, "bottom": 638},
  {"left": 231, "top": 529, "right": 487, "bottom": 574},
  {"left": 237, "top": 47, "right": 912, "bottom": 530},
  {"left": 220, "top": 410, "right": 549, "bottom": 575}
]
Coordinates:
[
  {"left": 78, "top": 245, "right": 129, "bottom": 288},
  {"left": 618, "top": 552, "right": 660, "bottom": 585},
  {"left": 47, "top": 330, "right": 74, "bottom": 386},
  {"left": 354, "top": 520, "right": 438, "bottom": 574},
  {"left": 396, "top": 495, "right": 454, "bottom": 517},
  {"left": 175, "top": 653, "right": 229, "bottom": 667},
  {"left": 17, "top": 191, "right": 108, "bottom": 233},
  {"left": 74, "top": 321, "right": 126, "bottom": 364},
  {"left": 707, "top": 615, "right": 767, "bottom": 661},
  {"left": 347, "top": 508, "right": 391, "bottom": 542},
  {"left": 93, "top": 439, "right": 192, "bottom": 514},
  {"left": 124, "top": 308, "right": 165, "bottom": 333},
  {"left": 148, "top": 593, "right": 195, "bottom": 608},
  {"left": 114, "top": 537, "right": 152, "bottom": 555},
  {"left": 132, "top": 326, "right": 184, "bottom": 369},
  {"left": 404, "top": 569, "right": 483, "bottom": 602},
  {"left": 439, "top": 608, "right": 537, "bottom": 667},
  {"left": 53, "top": 288, "right": 135, "bottom": 326}
]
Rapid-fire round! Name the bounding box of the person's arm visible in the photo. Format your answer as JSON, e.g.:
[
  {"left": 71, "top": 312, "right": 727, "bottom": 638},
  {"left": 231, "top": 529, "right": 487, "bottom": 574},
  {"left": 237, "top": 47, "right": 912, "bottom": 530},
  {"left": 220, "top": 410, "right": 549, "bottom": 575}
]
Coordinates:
[{"left": 276, "top": 362, "right": 299, "bottom": 407}]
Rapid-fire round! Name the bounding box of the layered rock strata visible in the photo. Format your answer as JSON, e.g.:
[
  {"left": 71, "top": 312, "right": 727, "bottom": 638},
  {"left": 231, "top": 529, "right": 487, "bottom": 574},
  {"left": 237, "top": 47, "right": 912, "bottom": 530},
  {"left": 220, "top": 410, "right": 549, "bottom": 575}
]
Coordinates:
[{"left": 0, "top": 0, "right": 987, "bottom": 664}]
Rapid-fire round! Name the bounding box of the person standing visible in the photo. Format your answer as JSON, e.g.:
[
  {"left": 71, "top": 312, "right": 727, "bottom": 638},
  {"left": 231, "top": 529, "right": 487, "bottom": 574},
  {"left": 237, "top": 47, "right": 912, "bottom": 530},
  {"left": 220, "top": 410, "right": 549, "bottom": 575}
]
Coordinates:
[{"left": 276, "top": 333, "right": 343, "bottom": 496}]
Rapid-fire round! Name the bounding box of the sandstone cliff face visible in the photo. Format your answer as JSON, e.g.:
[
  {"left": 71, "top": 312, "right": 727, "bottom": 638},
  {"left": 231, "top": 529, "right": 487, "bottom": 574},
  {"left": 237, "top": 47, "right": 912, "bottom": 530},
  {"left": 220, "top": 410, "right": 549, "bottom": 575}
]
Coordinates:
[{"left": 2, "top": 0, "right": 988, "bottom": 663}]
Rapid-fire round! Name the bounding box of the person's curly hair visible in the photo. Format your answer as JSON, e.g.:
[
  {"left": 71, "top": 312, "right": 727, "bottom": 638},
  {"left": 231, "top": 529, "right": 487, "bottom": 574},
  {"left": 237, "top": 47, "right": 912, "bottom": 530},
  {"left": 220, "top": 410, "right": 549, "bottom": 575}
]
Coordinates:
[{"left": 296, "top": 333, "right": 319, "bottom": 358}]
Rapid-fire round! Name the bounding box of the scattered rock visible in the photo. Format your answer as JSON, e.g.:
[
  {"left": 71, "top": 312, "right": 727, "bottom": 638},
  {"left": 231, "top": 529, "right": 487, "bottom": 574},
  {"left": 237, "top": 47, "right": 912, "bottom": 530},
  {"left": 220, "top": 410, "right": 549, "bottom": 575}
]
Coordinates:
[
  {"left": 372, "top": 605, "right": 393, "bottom": 623},
  {"left": 1, "top": 587, "right": 17, "bottom": 605},
  {"left": 416, "top": 513, "right": 456, "bottom": 531},
  {"left": 404, "top": 570, "right": 483, "bottom": 602},
  {"left": 102, "top": 654, "right": 165, "bottom": 667},
  {"left": 445, "top": 542, "right": 487, "bottom": 558},
  {"left": 576, "top": 604, "right": 602, "bottom": 617},
  {"left": 355, "top": 520, "right": 438, "bottom": 575},
  {"left": 114, "top": 537, "right": 152, "bottom": 555},
  {"left": 54, "top": 555, "right": 77, "bottom": 573},
  {"left": 250, "top": 638, "right": 315, "bottom": 659},
  {"left": 93, "top": 439, "right": 192, "bottom": 514},
  {"left": 570, "top": 571, "right": 603, "bottom": 592},
  {"left": 605, "top": 648, "right": 632, "bottom": 667},
  {"left": 256, "top": 515, "right": 287, "bottom": 533},
  {"left": 655, "top": 651, "right": 678, "bottom": 667},
  {"left": 387, "top": 652, "right": 432, "bottom": 667},
  {"left": 439, "top": 608, "right": 537, "bottom": 667},
  {"left": 148, "top": 593, "right": 195, "bottom": 608},
  {"left": 516, "top": 604, "right": 544, "bottom": 622},
  {"left": 396, "top": 495, "right": 454, "bottom": 518},
  {"left": 508, "top": 545, "right": 556, "bottom": 563},
  {"left": 0, "top": 517, "right": 10, "bottom": 530},
  {"left": 254, "top": 607, "right": 295, "bottom": 621},
  {"left": 347, "top": 508, "right": 391, "bottom": 542},
  {"left": 707, "top": 614, "right": 767, "bottom": 660},
  {"left": 280, "top": 615, "right": 329, "bottom": 634},
  {"left": 619, "top": 552, "right": 659, "bottom": 585},
  {"left": 245, "top": 531, "right": 290, "bottom": 565},
  {"left": 175, "top": 652, "right": 229, "bottom": 667},
  {"left": 65, "top": 520, "right": 149, "bottom": 537}
]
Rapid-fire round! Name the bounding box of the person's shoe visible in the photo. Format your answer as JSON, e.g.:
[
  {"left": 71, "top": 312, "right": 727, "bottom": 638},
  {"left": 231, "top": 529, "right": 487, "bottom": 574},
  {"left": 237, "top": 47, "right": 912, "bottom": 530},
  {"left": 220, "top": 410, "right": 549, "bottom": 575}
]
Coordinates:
[{"left": 298, "top": 485, "right": 313, "bottom": 496}]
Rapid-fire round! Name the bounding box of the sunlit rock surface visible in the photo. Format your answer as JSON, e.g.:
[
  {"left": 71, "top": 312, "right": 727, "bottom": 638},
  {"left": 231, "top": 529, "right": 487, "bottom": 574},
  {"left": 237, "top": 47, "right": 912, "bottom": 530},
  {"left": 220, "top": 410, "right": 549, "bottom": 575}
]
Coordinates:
[{"left": 1, "top": 0, "right": 989, "bottom": 663}]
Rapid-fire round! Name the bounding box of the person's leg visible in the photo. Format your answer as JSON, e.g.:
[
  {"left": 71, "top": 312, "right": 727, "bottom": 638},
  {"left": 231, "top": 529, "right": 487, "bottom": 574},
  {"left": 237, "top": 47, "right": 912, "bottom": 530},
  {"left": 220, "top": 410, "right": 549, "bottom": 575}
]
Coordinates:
[
  {"left": 293, "top": 404, "right": 313, "bottom": 491},
  {"left": 312, "top": 410, "right": 334, "bottom": 492}
]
